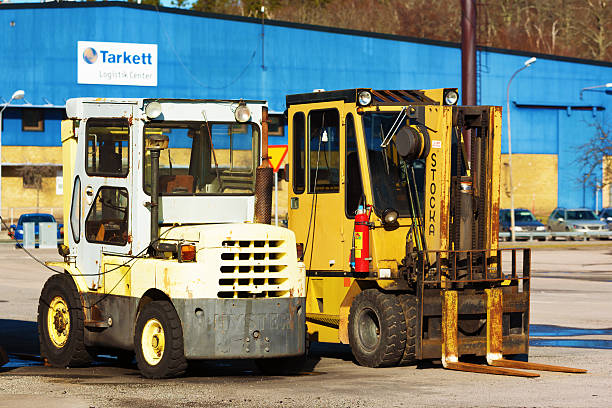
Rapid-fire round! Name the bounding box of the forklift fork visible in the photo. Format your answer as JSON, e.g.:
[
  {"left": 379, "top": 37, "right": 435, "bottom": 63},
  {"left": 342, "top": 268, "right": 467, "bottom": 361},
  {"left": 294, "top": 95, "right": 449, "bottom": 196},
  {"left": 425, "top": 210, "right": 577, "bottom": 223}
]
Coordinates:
[{"left": 441, "top": 289, "right": 587, "bottom": 377}]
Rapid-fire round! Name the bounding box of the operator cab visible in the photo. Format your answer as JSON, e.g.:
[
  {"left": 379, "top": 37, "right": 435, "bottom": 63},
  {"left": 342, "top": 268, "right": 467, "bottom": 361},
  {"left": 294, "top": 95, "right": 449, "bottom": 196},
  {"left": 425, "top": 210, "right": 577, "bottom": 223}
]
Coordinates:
[
  {"left": 285, "top": 88, "right": 464, "bottom": 274},
  {"left": 64, "top": 98, "right": 267, "bottom": 287}
]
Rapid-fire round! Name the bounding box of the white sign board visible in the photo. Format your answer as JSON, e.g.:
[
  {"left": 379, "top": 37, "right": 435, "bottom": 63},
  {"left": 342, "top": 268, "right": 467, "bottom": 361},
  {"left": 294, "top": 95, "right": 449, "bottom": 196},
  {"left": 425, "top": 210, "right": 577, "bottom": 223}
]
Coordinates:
[{"left": 77, "top": 41, "right": 158, "bottom": 86}]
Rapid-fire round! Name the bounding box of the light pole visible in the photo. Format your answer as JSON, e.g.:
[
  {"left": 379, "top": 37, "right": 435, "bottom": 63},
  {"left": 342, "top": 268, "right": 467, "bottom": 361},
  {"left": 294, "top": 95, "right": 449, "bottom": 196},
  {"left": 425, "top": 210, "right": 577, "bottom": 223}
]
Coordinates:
[
  {"left": 0, "top": 90, "right": 25, "bottom": 225},
  {"left": 506, "top": 57, "right": 536, "bottom": 242},
  {"left": 579, "top": 83, "right": 612, "bottom": 99}
]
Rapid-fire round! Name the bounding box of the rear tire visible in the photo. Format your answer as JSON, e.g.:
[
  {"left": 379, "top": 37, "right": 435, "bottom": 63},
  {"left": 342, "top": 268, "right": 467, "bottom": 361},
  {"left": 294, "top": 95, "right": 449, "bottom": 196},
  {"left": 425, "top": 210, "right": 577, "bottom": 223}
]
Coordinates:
[
  {"left": 348, "top": 289, "right": 406, "bottom": 368},
  {"left": 397, "top": 294, "right": 417, "bottom": 366},
  {"left": 38, "top": 273, "right": 92, "bottom": 367},
  {"left": 134, "top": 301, "right": 187, "bottom": 379}
]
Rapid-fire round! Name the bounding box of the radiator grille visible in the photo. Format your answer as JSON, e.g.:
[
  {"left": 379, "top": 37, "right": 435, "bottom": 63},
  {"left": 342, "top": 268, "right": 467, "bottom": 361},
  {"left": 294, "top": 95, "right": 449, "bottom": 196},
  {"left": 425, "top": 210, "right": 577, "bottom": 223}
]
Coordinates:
[{"left": 218, "top": 240, "right": 290, "bottom": 298}]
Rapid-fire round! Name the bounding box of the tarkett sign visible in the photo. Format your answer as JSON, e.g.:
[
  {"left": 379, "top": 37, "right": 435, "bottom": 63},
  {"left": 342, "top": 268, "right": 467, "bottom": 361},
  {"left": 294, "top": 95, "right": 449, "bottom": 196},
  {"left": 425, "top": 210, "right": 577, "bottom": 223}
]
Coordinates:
[{"left": 77, "top": 41, "right": 158, "bottom": 86}]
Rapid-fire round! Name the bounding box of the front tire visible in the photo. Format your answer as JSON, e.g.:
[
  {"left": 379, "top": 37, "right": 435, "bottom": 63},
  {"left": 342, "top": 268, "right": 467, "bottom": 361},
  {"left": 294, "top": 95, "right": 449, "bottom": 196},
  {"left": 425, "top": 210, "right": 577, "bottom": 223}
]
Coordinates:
[
  {"left": 38, "top": 273, "right": 92, "bottom": 367},
  {"left": 348, "top": 289, "right": 406, "bottom": 368},
  {"left": 134, "top": 301, "right": 187, "bottom": 379},
  {"left": 397, "top": 294, "right": 417, "bottom": 366}
]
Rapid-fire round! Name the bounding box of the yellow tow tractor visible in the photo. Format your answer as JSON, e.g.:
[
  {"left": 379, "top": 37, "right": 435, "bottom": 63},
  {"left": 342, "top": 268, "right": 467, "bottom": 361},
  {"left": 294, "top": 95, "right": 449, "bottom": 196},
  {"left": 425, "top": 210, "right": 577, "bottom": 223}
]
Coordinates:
[
  {"left": 285, "top": 88, "right": 585, "bottom": 376},
  {"left": 38, "top": 98, "right": 306, "bottom": 378}
]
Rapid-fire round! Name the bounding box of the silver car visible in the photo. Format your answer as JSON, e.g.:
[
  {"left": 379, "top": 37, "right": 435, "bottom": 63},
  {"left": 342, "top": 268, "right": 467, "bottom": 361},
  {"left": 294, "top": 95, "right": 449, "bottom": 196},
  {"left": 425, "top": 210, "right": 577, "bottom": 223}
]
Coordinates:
[
  {"left": 547, "top": 208, "right": 609, "bottom": 240},
  {"left": 599, "top": 208, "right": 612, "bottom": 229}
]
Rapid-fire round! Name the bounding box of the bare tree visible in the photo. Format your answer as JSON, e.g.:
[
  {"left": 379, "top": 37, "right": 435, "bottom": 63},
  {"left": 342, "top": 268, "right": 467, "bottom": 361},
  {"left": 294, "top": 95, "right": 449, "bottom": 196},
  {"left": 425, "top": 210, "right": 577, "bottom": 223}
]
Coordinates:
[{"left": 576, "top": 121, "right": 612, "bottom": 191}]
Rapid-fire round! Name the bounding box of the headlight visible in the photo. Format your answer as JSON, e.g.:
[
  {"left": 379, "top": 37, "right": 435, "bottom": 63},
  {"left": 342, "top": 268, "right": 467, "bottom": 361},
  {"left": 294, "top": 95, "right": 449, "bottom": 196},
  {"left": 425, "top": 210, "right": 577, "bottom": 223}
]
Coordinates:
[
  {"left": 444, "top": 90, "right": 459, "bottom": 105},
  {"left": 358, "top": 91, "right": 372, "bottom": 106},
  {"left": 381, "top": 208, "right": 399, "bottom": 230},
  {"left": 536, "top": 226, "right": 546, "bottom": 231},
  {"left": 572, "top": 224, "right": 582, "bottom": 229},
  {"left": 512, "top": 226, "right": 524, "bottom": 231},
  {"left": 234, "top": 104, "right": 251, "bottom": 123},
  {"left": 145, "top": 101, "right": 162, "bottom": 119}
]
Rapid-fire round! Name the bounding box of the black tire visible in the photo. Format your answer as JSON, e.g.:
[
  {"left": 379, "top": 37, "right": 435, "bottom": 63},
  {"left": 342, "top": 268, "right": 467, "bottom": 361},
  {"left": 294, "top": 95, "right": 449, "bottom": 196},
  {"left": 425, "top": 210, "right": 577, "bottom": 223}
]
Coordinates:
[
  {"left": 348, "top": 289, "right": 406, "bottom": 368},
  {"left": 134, "top": 301, "right": 187, "bottom": 379},
  {"left": 38, "top": 273, "right": 92, "bottom": 367},
  {"left": 397, "top": 294, "right": 417, "bottom": 366}
]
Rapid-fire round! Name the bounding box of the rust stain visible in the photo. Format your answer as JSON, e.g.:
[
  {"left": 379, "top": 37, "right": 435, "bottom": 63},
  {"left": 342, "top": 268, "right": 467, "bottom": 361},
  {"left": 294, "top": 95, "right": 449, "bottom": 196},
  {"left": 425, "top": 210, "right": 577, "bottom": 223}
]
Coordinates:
[
  {"left": 439, "top": 198, "right": 448, "bottom": 246},
  {"left": 163, "top": 267, "right": 171, "bottom": 291},
  {"left": 491, "top": 201, "right": 500, "bottom": 247}
]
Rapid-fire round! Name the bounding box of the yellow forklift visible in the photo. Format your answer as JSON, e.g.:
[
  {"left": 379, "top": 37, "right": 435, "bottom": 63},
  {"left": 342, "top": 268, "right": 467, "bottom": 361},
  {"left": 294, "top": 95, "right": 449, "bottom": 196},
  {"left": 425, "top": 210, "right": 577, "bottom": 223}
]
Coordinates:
[{"left": 285, "top": 88, "right": 584, "bottom": 376}]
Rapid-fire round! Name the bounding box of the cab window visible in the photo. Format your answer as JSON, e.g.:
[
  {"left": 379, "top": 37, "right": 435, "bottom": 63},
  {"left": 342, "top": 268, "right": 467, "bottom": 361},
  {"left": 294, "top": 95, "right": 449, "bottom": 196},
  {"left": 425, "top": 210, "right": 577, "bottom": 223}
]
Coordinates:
[
  {"left": 86, "top": 119, "right": 129, "bottom": 177},
  {"left": 85, "top": 187, "right": 129, "bottom": 246},
  {"left": 308, "top": 109, "right": 340, "bottom": 193},
  {"left": 70, "top": 176, "right": 81, "bottom": 243},
  {"left": 345, "top": 113, "right": 363, "bottom": 217},
  {"left": 292, "top": 112, "right": 306, "bottom": 194}
]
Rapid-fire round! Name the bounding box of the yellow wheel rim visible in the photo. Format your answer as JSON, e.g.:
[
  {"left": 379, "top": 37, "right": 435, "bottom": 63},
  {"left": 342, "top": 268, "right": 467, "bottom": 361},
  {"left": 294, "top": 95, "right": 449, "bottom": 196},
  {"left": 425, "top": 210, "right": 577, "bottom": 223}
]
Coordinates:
[
  {"left": 141, "top": 318, "right": 165, "bottom": 366},
  {"left": 47, "top": 296, "right": 70, "bottom": 348}
]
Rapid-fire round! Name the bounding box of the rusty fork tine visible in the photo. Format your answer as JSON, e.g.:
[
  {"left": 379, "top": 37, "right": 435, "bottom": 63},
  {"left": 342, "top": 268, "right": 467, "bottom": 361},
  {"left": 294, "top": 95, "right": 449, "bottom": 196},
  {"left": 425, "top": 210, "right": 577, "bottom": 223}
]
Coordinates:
[
  {"left": 445, "top": 362, "right": 539, "bottom": 377},
  {"left": 489, "top": 359, "right": 587, "bottom": 373},
  {"left": 486, "top": 288, "right": 587, "bottom": 374},
  {"left": 442, "top": 290, "right": 539, "bottom": 378}
]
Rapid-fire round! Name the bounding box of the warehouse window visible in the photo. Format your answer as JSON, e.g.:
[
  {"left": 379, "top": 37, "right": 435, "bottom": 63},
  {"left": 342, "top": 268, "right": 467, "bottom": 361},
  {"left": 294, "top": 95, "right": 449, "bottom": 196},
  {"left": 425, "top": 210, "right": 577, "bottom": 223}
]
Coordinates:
[
  {"left": 22, "top": 109, "right": 44, "bottom": 132},
  {"left": 292, "top": 112, "right": 306, "bottom": 194},
  {"left": 308, "top": 109, "right": 340, "bottom": 193},
  {"left": 268, "top": 114, "right": 285, "bottom": 136},
  {"left": 86, "top": 119, "right": 129, "bottom": 177}
]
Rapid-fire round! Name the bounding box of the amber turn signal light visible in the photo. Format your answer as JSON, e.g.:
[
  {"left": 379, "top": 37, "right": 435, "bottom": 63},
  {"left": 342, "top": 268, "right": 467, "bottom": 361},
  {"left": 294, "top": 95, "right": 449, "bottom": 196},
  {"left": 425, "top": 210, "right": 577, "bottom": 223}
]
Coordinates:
[{"left": 179, "top": 244, "right": 196, "bottom": 262}]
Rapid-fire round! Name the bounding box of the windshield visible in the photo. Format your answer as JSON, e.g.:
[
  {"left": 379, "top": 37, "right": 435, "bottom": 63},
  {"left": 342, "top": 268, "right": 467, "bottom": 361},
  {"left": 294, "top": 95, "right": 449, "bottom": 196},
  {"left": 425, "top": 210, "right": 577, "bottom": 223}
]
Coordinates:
[
  {"left": 19, "top": 214, "right": 55, "bottom": 224},
  {"left": 363, "top": 112, "right": 425, "bottom": 216},
  {"left": 143, "top": 122, "right": 258, "bottom": 195},
  {"left": 501, "top": 210, "right": 537, "bottom": 223},
  {"left": 566, "top": 210, "right": 597, "bottom": 220}
]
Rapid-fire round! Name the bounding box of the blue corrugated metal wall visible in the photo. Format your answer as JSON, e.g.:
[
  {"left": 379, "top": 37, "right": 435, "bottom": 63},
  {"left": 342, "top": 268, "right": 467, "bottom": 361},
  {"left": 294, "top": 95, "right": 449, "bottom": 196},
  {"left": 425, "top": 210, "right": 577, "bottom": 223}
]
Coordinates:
[{"left": 0, "top": 3, "right": 611, "bottom": 209}]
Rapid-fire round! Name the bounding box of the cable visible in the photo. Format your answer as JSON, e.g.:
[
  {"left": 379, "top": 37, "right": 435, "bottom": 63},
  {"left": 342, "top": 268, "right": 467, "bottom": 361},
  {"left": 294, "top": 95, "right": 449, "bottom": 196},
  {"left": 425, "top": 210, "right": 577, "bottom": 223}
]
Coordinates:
[{"left": 154, "top": 5, "right": 257, "bottom": 91}]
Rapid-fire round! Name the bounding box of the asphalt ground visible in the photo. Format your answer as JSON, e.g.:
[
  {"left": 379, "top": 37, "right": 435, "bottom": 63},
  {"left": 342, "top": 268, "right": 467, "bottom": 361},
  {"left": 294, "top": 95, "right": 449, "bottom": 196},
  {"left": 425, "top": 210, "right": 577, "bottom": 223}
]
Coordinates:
[{"left": 0, "top": 242, "right": 611, "bottom": 407}]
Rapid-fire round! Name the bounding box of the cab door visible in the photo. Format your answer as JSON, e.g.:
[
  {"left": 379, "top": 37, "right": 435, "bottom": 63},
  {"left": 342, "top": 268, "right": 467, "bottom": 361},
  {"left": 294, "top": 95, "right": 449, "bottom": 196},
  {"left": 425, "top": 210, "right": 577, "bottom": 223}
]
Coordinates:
[
  {"left": 288, "top": 102, "right": 345, "bottom": 271},
  {"left": 72, "top": 105, "right": 134, "bottom": 290}
]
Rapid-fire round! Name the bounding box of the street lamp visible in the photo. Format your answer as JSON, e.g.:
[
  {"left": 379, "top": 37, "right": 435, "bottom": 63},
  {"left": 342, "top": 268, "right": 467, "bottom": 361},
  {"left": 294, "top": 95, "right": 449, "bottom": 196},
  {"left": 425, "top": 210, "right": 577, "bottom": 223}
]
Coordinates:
[
  {"left": 506, "top": 57, "right": 536, "bottom": 242},
  {"left": 0, "top": 90, "right": 25, "bottom": 225},
  {"left": 579, "top": 83, "right": 612, "bottom": 99}
]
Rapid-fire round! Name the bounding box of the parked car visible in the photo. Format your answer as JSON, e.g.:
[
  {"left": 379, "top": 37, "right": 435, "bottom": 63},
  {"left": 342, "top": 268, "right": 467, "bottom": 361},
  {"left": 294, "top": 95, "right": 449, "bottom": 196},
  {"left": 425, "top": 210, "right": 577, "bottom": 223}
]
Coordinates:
[
  {"left": 8, "top": 213, "right": 63, "bottom": 242},
  {"left": 547, "top": 208, "right": 609, "bottom": 240},
  {"left": 599, "top": 207, "right": 612, "bottom": 229},
  {"left": 499, "top": 208, "right": 547, "bottom": 241}
]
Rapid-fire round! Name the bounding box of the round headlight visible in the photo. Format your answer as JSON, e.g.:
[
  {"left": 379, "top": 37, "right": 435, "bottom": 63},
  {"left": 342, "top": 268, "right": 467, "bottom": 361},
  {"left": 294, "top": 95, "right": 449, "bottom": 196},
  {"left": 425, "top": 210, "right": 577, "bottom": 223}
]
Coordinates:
[
  {"left": 444, "top": 90, "right": 459, "bottom": 105},
  {"left": 235, "top": 105, "right": 251, "bottom": 123},
  {"left": 382, "top": 208, "right": 399, "bottom": 227},
  {"left": 145, "top": 101, "right": 162, "bottom": 119},
  {"left": 358, "top": 91, "right": 372, "bottom": 106}
]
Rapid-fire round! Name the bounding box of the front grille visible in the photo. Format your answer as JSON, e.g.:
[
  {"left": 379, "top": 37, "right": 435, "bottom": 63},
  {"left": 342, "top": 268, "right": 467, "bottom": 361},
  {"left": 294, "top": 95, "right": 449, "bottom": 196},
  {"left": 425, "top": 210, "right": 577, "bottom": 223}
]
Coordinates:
[{"left": 218, "top": 240, "right": 290, "bottom": 298}]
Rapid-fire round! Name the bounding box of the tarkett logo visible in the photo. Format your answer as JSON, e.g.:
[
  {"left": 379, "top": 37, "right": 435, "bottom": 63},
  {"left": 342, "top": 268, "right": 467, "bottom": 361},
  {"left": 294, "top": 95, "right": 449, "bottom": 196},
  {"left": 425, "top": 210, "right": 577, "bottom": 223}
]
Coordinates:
[{"left": 83, "top": 47, "right": 98, "bottom": 64}]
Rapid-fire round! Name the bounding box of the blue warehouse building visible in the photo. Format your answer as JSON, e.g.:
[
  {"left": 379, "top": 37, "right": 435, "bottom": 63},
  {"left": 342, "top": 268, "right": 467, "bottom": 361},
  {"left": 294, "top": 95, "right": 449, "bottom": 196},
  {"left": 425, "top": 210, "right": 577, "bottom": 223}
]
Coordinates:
[{"left": 0, "top": 1, "right": 611, "bottom": 222}]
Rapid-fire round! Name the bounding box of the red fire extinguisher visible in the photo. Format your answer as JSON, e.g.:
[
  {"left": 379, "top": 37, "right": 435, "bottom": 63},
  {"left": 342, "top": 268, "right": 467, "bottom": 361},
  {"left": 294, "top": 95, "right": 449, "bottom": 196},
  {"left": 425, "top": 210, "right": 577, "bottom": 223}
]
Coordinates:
[{"left": 352, "top": 205, "right": 372, "bottom": 273}]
